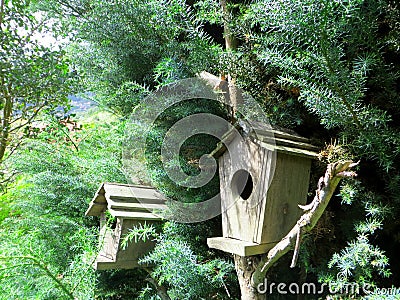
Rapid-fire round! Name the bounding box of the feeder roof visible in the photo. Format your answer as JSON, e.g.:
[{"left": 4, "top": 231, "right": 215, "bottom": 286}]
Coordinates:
[{"left": 85, "top": 183, "right": 167, "bottom": 221}]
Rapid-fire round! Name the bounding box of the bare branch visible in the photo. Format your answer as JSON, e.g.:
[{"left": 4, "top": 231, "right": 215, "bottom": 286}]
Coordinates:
[
  {"left": 20, "top": 18, "right": 48, "bottom": 47},
  {"left": 9, "top": 103, "right": 46, "bottom": 134},
  {"left": 0, "top": 170, "right": 19, "bottom": 185},
  {"left": 55, "top": 124, "right": 79, "bottom": 152},
  {"left": 5, "top": 138, "right": 23, "bottom": 160},
  {"left": 290, "top": 228, "right": 302, "bottom": 268}
]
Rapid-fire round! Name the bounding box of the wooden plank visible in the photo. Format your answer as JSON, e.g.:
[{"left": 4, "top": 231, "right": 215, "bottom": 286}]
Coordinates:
[
  {"left": 86, "top": 183, "right": 167, "bottom": 217},
  {"left": 274, "top": 144, "right": 318, "bottom": 158},
  {"left": 107, "top": 209, "right": 165, "bottom": 220},
  {"left": 248, "top": 120, "right": 311, "bottom": 143},
  {"left": 261, "top": 136, "right": 319, "bottom": 151},
  {"left": 104, "top": 182, "right": 155, "bottom": 189},
  {"left": 254, "top": 128, "right": 310, "bottom": 144},
  {"left": 207, "top": 237, "right": 275, "bottom": 256},
  {"left": 94, "top": 254, "right": 139, "bottom": 270},
  {"left": 272, "top": 130, "right": 310, "bottom": 143},
  {"left": 258, "top": 141, "right": 318, "bottom": 158},
  {"left": 108, "top": 201, "right": 167, "bottom": 211},
  {"left": 108, "top": 195, "right": 166, "bottom": 204},
  {"left": 105, "top": 185, "right": 165, "bottom": 202},
  {"left": 85, "top": 202, "right": 106, "bottom": 216}
]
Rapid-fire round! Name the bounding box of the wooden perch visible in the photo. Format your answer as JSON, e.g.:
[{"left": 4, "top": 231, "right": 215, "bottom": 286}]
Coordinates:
[{"left": 251, "top": 160, "right": 359, "bottom": 287}]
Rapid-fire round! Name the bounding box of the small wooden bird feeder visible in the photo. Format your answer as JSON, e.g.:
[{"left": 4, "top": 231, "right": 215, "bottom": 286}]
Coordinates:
[
  {"left": 207, "top": 121, "right": 318, "bottom": 256},
  {"left": 86, "top": 183, "right": 166, "bottom": 270}
]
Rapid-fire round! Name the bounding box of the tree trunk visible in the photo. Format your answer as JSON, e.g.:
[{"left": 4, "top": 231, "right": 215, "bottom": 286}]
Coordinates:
[
  {"left": 0, "top": 94, "right": 12, "bottom": 163},
  {"left": 220, "top": 0, "right": 238, "bottom": 52},
  {"left": 234, "top": 255, "right": 266, "bottom": 300},
  {"left": 220, "top": 0, "right": 241, "bottom": 120},
  {"left": 0, "top": 0, "right": 4, "bottom": 28},
  {"left": 220, "top": 2, "right": 263, "bottom": 298}
]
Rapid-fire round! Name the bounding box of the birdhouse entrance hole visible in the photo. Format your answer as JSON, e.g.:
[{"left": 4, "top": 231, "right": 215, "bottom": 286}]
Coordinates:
[{"left": 231, "top": 169, "right": 253, "bottom": 200}]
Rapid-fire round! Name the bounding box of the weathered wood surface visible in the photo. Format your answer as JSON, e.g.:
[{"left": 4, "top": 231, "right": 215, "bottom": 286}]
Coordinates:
[
  {"left": 86, "top": 183, "right": 167, "bottom": 270},
  {"left": 95, "top": 218, "right": 158, "bottom": 270},
  {"left": 257, "top": 152, "right": 311, "bottom": 244},
  {"left": 208, "top": 128, "right": 315, "bottom": 256},
  {"left": 86, "top": 182, "right": 167, "bottom": 219},
  {"left": 207, "top": 237, "right": 275, "bottom": 256},
  {"left": 219, "top": 135, "right": 267, "bottom": 244}
]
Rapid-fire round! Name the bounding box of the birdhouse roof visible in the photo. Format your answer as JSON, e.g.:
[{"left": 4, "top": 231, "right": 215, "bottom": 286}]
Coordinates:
[
  {"left": 210, "top": 120, "right": 319, "bottom": 159},
  {"left": 85, "top": 183, "right": 167, "bottom": 221},
  {"left": 248, "top": 121, "right": 319, "bottom": 158}
]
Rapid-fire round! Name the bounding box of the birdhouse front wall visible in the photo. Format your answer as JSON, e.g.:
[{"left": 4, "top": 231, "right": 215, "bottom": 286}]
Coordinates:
[{"left": 219, "top": 136, "right": 274, "bottom": 243}]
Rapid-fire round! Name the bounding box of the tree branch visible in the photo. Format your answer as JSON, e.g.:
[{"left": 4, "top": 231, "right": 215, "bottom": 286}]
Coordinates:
[
  {"left": 143, "top": 268, "right": 171, "bottom": 300},
  {"left": 0, "top": 0, "right": 4, "bottom": 29},
  {"left": 55, "top": 123, "right": 79, "bottom": 152},
  {"left": 0, "top": 170, "right": 19, "bottom": 185},
  {"left": 4, "top": 138, "right": 23, "bottom": 161},
  {"left": 0, "top": 255, "right": 74, "bottom": 299},
  {"left": 9, "top": 102, "right": 46, "bottom": 134},
  {"left": 251, "top": 160, "right": 359, "bottom": 287},
  {"left": 220, "top": 0, "right": 241, "bottom": 121},
  {"left": 20, "top": 18, "right": 47, "bottom": 47}
]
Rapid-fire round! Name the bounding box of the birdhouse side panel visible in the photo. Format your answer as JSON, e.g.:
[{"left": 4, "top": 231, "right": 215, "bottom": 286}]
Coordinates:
[
  {"left": 99, "top": 213, "right": 118, "bottom": 260},
  {"left": 259, "top": 152, "right": 311, "bottom": 244},
  {"left": 253, "top": 147, "right": 275, "bottom": 243}
]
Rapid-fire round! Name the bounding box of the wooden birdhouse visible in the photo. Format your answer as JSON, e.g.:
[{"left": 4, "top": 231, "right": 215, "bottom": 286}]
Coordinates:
[
  {"left": 207, "top": 121, "right": 318, "bottom": 256},
  {"left": 86, "top": 183, "right": 166, "bottom": 270}
]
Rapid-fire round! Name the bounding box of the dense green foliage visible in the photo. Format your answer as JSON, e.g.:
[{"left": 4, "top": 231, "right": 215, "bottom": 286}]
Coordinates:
[
  {"left": 261, "top": 0, "right": 398, "bottom": 293},
  {"left": 0, "top": 0, "right": 75, "bottom": 167},
  {"left": 51, "top": 0, "right": 222, "bottom": 115},
  {"left": 0, "top": 111, "right": 129, "bottom": 299},
  {"left": 232, "top": 0, "right": 400, "bottom": 294}
]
